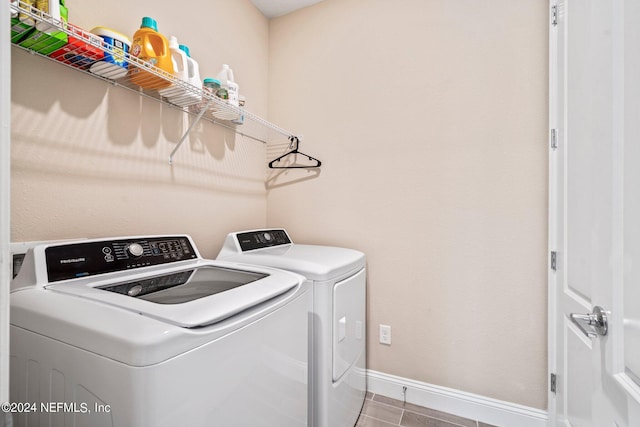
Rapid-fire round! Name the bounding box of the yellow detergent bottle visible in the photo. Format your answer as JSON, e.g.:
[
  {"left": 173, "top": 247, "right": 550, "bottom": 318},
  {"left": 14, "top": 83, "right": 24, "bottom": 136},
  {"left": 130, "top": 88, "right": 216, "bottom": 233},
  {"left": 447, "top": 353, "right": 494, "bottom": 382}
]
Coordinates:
[{"left": 128, "top": 17, "right": 173, "bottom": 90}]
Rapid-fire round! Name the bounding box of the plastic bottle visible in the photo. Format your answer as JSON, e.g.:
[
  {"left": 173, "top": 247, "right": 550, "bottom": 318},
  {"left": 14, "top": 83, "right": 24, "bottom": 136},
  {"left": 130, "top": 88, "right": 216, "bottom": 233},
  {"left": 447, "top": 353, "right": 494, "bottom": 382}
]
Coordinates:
[
  {"left": 157, "top": 36, "right": 188, "bottom": 99},
  {"left": 203, "top": 78, "right": 221, "bottom": 95},
  {"left": 181, "top": 45, "right": 202, "bottom": 91},
  {"left": 167, "top": 44, "right": 202, "bottom": 107},
  {"left": 35, "top": 0, "right": 61, "bottom": 31},
  {"left": 197, "top": 77, "right": 221, "bottom": 114},
  {"left": 18, "top": 0, "right": 36, "bottom": 26},
  {"left": 10, "top": 0, "right": 18, "bottom": 18},
  {"left": 128, "top": 17, "right": 173, "bottom": 90},
  {"left": 213, "top": 64, "right": 240, "bottom": 120},
  {"left": 216, "top": 64, "right": 239, "bottom": 106}
]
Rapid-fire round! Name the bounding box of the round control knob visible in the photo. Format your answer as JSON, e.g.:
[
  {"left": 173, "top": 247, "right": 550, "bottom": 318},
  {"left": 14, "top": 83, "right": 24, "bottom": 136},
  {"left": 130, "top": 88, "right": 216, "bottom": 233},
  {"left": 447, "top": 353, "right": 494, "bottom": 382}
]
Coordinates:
[
  {"left": 263, "top": 232, "right": 272, "bottom": 241},
  {"left": 127, "top": 243, "right": 144, "bottom": 258}
]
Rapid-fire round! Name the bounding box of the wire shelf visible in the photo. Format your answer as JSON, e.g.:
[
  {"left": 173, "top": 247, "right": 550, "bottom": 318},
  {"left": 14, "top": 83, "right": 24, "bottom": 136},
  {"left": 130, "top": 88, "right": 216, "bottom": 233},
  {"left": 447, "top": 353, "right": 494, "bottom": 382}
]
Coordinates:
[{"left": 9, "top": 0, "right": 299, "bottom": 163}]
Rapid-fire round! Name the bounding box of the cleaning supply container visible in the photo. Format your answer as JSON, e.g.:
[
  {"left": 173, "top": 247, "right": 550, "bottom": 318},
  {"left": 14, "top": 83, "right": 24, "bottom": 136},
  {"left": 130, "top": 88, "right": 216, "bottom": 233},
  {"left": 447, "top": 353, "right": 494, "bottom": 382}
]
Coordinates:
[
  {"left": 167, "top": 44, "right": 201, "bottom": 107},
  {"left": 216, "top": 64, "right": 239, "bottom": 106},
  {"left": 35, "top": 0, "right": 62, "bottom": 31},
  {"left": 89, "top": 27, "right": 131, "bottom": 79},
  {"left": 10, "top": 0, "right": 35, "bottom": 43},
  {"left": 128, "top": 17, "right": 173, "bottom": 90},
  {"left": 18, "top": 0, "right": 36, "bottom": 27},
  {"left": 50, "top": 25, "right": 104, "bottom": 70},
  {"left": 212, "top": 64, "right": 240, "bottom": 120},
  {"left": 157, "top": 36, "right": 188, "bottom": 99},
  {"left": 19, "top": 0, "right": 68, "bottom": 55},
  {"left": 198, "top": 78, "right": 221, "bottom": 114}
]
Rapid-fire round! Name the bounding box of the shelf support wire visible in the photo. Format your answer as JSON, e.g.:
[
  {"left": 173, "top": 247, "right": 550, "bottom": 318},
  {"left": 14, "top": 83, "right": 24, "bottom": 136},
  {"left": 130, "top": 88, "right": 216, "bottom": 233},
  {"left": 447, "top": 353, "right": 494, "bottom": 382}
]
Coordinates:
[{"left": 169, "top": 98, "right": 213, "bottom": 165}]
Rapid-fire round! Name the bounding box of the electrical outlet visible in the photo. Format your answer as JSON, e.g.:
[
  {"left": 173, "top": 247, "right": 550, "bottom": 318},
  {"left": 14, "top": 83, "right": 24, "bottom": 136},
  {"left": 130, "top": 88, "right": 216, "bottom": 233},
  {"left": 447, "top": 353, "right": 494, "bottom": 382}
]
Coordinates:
[{"left": 379, "top": 324, "right": 391, "bottom": 345}]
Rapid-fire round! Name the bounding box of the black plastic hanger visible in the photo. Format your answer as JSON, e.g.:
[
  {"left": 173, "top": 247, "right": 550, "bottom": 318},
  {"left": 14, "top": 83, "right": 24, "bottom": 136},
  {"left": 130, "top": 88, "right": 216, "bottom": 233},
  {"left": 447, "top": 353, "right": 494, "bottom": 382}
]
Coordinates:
[{"left": 268, "top": 136, "right": 322, "bottom": 169}]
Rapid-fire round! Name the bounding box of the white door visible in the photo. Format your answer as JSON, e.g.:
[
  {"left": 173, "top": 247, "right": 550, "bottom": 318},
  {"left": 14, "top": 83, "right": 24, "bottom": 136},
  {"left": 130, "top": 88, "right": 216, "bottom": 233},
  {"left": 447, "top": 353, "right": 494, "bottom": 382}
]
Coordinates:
[{"left": 549, "top": 0, "right": 640, "bottom": 426}]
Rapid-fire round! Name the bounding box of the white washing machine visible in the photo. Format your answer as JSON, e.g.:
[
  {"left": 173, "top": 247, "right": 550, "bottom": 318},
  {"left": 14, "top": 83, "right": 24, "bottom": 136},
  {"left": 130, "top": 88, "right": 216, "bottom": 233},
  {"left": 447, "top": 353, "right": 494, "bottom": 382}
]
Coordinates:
[
  {"left": 217, "top": 229, "right": 366, "bottom": 427},
  {"left": 10, "top": 235, "right": 311, "bottom": 427}
]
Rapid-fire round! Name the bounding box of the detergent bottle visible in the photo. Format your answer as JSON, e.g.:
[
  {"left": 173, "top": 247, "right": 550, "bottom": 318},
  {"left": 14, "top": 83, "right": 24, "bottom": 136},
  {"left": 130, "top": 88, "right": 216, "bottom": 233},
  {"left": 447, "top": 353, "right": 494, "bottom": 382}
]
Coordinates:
[
  {"left": 18, "top": 0, "right": 36, "bottom": 26},
  {"left": 157, "top": 36, "right": 188, "bottom": 98},
  {"left": 216, "top": 64, "right": 239, "bottom": 106},
  {"left": 168, "top": 44, "right": 202, "bottom": 107},
  {"left": 128, "top": 17, "right": 173, "bottom": 90},
  {"left": 212, "top": 64, "right": 240, "bottom": 120},
  {"left": 10, "top": 0, "right": 18, "bottom": 18},
  {"left": 35, "top": 0, "right": 62, "bottom": 31}
]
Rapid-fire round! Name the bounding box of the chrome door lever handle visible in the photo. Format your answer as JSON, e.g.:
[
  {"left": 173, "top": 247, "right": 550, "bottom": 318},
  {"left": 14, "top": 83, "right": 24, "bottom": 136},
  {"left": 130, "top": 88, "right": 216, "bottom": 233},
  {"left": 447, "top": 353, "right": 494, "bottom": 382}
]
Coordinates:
[{"left": 569, "top": 306, "right": 608, "bottom": 338}]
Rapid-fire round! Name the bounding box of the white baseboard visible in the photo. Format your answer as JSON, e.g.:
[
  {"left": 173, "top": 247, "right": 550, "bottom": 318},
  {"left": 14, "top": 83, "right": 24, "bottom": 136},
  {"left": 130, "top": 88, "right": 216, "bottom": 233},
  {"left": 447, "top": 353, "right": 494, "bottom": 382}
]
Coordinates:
[{"left": 366, "top": 370, "right": 548, "bottom": 427}]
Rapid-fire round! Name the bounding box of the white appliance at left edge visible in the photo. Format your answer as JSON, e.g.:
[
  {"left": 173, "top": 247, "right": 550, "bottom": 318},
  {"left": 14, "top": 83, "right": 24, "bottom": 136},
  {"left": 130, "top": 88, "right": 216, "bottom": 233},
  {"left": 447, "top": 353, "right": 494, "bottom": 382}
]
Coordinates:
[{"left": 9, "top": 235, "right": 311, "bottom": 427}]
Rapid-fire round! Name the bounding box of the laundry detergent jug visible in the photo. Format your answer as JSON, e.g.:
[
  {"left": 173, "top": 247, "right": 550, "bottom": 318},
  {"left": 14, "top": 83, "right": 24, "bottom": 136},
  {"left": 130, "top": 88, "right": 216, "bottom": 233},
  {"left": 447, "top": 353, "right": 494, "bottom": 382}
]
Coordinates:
[
  {"left": 128, "top": 17, "right": 173, "bottom": 90},
  {"left": 167, "top": 44, "right": 202, "bottom": 107},
  {"left": 212, "top": 64, "right": 240, "bottom": 120},
  {"left": 157, "top": 36, "right": 188, "bottom": 98}
]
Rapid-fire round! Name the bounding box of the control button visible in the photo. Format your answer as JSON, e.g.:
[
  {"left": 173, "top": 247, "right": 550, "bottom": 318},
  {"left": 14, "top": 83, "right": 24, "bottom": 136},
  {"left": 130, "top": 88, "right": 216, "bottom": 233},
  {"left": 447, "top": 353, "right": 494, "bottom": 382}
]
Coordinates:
[
  {"left": 102, "top": 247, "right": 112, "bottom": 255},
  {"left": 127, "top": 243, "right": 144, "bottom": 258},
  {"left": 263, "top": 232, "right": 272, "bottom": 241},
  {"left": 104, "top": 254, "right": 114, "bottom": 262}
]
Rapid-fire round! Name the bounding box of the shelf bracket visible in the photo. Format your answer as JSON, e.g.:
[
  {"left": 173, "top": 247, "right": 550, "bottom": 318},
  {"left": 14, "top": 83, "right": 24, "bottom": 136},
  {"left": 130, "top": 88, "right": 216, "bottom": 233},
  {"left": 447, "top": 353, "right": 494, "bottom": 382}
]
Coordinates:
[{"left": 168, "top": 98, "right": 213, "bottom": 165}]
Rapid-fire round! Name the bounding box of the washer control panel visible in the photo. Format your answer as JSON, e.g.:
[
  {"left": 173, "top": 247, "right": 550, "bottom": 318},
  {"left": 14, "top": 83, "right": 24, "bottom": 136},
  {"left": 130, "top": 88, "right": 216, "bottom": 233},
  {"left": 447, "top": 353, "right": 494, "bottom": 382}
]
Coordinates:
[
  {"left": 236, "top": 229, "right": 292, "bottom": 252},
  {"left": 45, "top": 236, "right": 197, "bottom": 282}
]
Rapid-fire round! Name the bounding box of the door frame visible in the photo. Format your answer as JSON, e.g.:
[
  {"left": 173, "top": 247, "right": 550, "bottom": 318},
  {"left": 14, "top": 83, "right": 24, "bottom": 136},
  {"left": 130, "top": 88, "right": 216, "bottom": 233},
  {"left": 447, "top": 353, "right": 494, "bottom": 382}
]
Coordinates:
[
  {"left": 1, "top": 0, "right": 12, "bottom": 421},
  {"left": 547, "top": 0, "right": 558, "bottom": 422}
]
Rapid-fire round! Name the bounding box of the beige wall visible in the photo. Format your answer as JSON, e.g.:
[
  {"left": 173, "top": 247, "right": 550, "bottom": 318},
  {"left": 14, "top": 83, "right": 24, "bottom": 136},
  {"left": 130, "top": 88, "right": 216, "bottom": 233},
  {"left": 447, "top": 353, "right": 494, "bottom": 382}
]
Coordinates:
[
  {"left": 267, "top": 0, "right": 548, "bottom": 409},
  {"left": 11, "top": 0, "right": 269, "bottom": 259},
  {"left": 11, "top": 0, "right": 549, "bottom": 412}
]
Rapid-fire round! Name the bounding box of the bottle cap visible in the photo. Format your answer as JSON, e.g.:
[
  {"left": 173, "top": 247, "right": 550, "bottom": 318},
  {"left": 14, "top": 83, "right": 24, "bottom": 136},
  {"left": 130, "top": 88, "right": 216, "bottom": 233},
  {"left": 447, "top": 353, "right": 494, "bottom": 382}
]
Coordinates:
[
  {"left": 204, "top": 78, "right": 221, "bottom": 86},
  {"left": 141, "top": 17, "right": 158, "bottom": 31},
  {"left": 179, "top": 44, "right": 191, "bottom": 58}
]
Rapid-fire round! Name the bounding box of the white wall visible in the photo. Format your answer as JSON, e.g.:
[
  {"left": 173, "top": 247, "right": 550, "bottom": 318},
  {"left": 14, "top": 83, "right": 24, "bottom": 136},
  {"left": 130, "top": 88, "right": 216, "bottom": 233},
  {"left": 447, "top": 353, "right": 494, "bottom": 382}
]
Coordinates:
[
  {"left": 11, "top": 0, "right": 270, "bottom": 259},
  {"left": 266, "top": 0, "right": 549, "bottom": 409}
]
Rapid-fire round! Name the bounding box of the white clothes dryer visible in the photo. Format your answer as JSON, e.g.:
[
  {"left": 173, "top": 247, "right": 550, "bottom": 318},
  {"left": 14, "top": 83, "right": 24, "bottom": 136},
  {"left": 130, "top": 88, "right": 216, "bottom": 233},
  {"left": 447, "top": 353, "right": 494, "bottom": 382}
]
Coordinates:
[
  {"left": 217, "top": 229, "right": 366, "bottom": 427},
  {"left": 10, "top": 235, "right": 311, "bottom": 427}
]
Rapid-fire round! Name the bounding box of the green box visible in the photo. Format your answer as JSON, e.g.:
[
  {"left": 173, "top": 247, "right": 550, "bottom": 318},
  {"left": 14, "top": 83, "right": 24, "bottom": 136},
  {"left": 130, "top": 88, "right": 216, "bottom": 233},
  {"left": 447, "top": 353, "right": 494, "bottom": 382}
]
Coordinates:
[
  {"left": 19, "top": 26, "right": 68, "bottom": 55},
  {"left": 18, "top": 0, "right": 68, "bottom": 56},
  {"left": 10, "top": 17, "right": 35, "bottom": 44}
]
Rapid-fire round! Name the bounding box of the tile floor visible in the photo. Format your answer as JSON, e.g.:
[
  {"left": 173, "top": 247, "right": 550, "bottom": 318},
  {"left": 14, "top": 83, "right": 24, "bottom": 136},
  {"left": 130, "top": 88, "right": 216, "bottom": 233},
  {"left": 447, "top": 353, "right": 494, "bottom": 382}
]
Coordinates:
[{"left": 356, "top": 393, "right": 499, "bottom": 427}]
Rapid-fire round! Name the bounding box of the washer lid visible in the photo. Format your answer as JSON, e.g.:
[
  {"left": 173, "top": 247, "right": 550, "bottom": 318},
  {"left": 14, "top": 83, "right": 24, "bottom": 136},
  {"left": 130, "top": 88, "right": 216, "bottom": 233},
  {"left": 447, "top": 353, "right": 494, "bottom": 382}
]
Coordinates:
[
  {"left": 45, "top": 263, "right": 302, "bottom": 328},
  {"left": 220, "top": 244, "right": 365, "bottom": 281}
]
